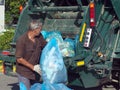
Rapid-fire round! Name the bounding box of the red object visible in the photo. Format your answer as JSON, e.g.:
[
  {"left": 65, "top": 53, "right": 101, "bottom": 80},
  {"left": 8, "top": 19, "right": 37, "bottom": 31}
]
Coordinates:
[
  {"left": 2, "top": 51, "right": 10, "bottom": 56},
  {"left": 89, "top": 2, "right": 95, "bottom": 27},
  {"left": 19, "top": 5, "right": 23, "bottom": 13}
]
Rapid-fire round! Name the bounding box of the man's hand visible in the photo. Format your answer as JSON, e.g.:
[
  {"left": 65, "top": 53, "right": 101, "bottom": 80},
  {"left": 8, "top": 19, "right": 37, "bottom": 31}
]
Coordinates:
[{"left": 33, "top": 64, "right": 41, "bottom": 75}]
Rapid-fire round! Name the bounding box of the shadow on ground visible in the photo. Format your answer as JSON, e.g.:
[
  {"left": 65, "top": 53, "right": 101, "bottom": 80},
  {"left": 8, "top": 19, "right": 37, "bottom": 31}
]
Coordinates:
[
  {"left": 68, "top": 85, "right": 102, "bottom": 90},
  {"left": 8, "top": 83, "right": 19, "bottom": 90}
]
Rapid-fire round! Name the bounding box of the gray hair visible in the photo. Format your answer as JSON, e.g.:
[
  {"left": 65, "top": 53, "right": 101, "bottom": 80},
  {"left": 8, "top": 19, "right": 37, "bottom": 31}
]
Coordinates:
[{"left": 29, "top": 20, "right": 42, "bottom": 30}]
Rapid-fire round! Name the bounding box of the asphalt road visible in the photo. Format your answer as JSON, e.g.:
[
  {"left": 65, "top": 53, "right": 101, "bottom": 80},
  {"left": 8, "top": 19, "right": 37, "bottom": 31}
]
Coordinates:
[
  {"left": 0, "top": 73, "right": 117, "bottom": 90},
  {"left": 0, "top": 73, "right": 19, "bottom": 90}
]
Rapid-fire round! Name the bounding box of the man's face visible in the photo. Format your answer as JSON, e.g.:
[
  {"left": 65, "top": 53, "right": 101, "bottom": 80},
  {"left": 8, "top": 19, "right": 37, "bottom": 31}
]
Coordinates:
[{"left": 33, "top": 26, "right": 42, "bottom": 36}]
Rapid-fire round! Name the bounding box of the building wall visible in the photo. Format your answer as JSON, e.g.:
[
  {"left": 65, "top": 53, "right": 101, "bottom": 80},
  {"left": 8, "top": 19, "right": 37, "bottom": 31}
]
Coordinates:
[{"left": 0, "top": 0, "right": 5, "bottom": 33}]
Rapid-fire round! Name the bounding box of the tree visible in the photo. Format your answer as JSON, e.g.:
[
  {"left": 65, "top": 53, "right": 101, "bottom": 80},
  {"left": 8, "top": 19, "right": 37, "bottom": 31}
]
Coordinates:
[
  {"left": 1, "top": 0, "right": 27, "bottom": 50},
  {"left": 5, "top": 0, "right": 27, "bottom": 24},
  {"left": 0, "top": 29, "right": 14, "bottom": 50}
]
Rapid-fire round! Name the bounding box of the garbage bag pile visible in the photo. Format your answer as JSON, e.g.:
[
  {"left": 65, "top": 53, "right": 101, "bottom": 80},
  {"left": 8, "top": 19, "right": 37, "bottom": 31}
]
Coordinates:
[
  {"left": 40, "top": 38, "right": 67, "bottom": 84},
  {"left": 41, "top": 31, "right": 75, "bottom": 57},
  {"left": 30, "top": 38, "right": 72, "bottom": 90}
]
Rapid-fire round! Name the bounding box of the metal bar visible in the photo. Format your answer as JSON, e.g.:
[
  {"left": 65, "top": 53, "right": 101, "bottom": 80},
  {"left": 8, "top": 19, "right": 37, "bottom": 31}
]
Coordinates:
[
  {"left": 112, "top": 30, "right": 120, "bottom": 58},
  {"left": 30, "top": 6, "right": 87, "bottom": 12}
]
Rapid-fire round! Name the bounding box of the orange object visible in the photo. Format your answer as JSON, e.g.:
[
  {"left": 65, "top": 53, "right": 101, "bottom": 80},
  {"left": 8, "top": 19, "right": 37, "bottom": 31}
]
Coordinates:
[
  {"left": 89, "top": 2, "right": 95, "bottom": 27},
  {"left": 90, "top": 2, "right": 95, "bottom": 8},
  {"left": 19, "top": 5, "right": 23, "bottom": 13}
]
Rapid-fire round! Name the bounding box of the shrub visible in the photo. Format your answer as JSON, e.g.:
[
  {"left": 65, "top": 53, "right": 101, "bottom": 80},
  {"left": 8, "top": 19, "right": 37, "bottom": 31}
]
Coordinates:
[{"left": 0, "top": 29, "right": 14, "bottom": 50}]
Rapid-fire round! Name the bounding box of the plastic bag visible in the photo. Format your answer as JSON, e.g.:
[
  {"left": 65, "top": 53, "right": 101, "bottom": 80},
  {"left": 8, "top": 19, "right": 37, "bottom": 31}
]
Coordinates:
[
  {"left": 30, "top": 82, "right": 72, "bottom": 90},
  {"left": 41, "top": 30, "right": 49, "bottom": 39},
  {"left": 41, "top": 31, "right": 63, "bottom": 45},
  {"left": 41, "top": 82, "right": 71, "bottom": 90},
  {"left": 40, "top": 38, "right": 67, "bottom": 84},
  {"left": 59, "top": 38, "right": 75, "bottom": 57},
  {"left": 19, "top": 82, "right": 27, "bottom": 90},
  {"left": 30, "top": 83, "right": 42, "bottom": 90}
]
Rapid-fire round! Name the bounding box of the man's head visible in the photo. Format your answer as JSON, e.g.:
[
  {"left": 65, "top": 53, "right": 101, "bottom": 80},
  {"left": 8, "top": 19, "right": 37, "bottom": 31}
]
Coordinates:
[{"left": 29, "top": 20, "right": 43, "bottom": 36}]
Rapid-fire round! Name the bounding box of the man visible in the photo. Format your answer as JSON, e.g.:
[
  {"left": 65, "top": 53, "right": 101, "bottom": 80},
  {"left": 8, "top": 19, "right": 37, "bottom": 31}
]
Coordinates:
[{"left": 15, "top": 20, "right": 47, "bottom": 90}]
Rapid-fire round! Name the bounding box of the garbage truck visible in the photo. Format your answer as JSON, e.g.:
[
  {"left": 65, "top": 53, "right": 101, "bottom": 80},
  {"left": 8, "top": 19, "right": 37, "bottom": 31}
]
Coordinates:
[{"left": 7, "top": 0, "right": 120, "bottom": 89}]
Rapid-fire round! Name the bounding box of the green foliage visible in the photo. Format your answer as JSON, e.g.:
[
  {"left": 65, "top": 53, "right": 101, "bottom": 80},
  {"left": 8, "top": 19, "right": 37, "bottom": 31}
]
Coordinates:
[
  {"left": 5, "top": 0, "right": 27, "bottom": 24},
  {"left": 0, "top": 29, "right": 14, "bottom": 50}
]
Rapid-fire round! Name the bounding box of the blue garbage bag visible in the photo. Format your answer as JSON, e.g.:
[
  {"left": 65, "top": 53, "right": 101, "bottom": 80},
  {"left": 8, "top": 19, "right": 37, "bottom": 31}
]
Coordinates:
[
  {"left": 40, "top": 38, "right": 67, "bottom": 84},
  {"left": 30, "top": 36, "right": 72, "bottom": 90},
  {"left": 30, "top": 82, "right": 72, "bottom": 90},
  {"left": 41, "top": 82, "right": 72, "bottom": 90},
  {"left": 30, "top": 83, "right": 42, "bottom": 90},
  {"left": 41, "top": 30, "right": 49, "bottom": 39},
  {"left": 41, "top": 31, "right": 63, "bottom": 44},
  {"left": 19, "top": 82, "right": 27, "bottom": 90}
]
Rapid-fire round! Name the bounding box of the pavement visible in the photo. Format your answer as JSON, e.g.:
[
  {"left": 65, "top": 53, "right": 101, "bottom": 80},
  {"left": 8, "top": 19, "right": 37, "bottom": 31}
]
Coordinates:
[
  {"left": 0, "top": 73, "right": 19, "bottom": 90},
  {"left": 0, "top": 73, "right": 117, "bottom": 90}
]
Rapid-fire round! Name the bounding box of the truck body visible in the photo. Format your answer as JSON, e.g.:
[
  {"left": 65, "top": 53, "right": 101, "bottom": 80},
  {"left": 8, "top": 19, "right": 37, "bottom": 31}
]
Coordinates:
[{"left": 4, "top": 0, "right": 120, "bottom": 89}]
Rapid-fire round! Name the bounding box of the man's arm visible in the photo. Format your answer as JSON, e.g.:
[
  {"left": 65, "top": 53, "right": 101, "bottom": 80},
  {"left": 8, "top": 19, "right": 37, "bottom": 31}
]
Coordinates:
[
  {"left": 17, "top": 57, "right": 34, "bottom": 70},
  {"left": 17, "top": 57, "right": 41, "bottom": 74}
]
